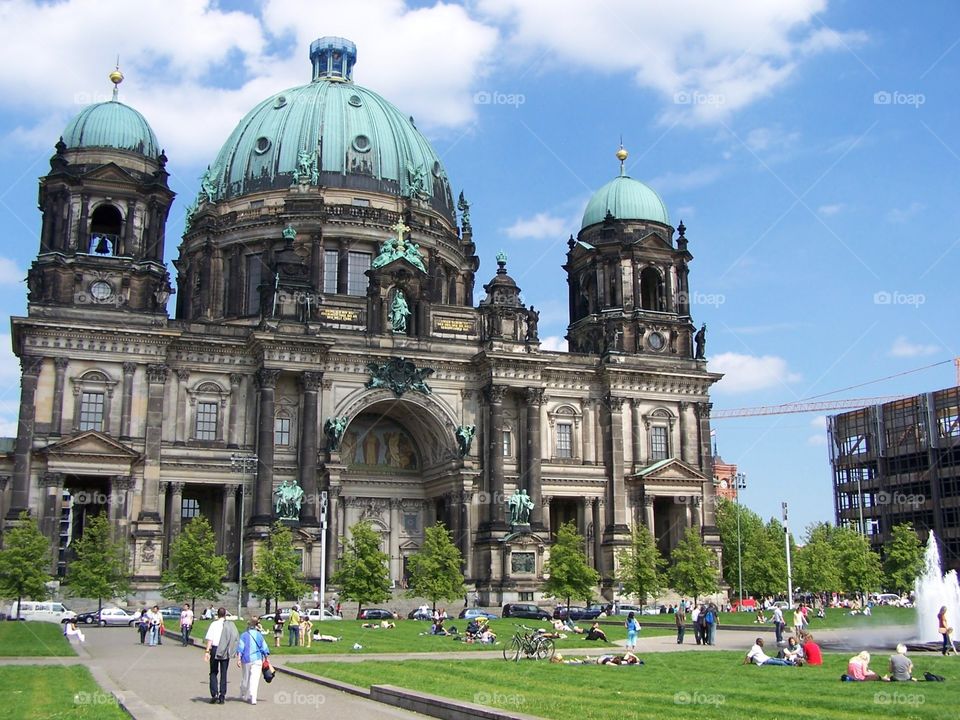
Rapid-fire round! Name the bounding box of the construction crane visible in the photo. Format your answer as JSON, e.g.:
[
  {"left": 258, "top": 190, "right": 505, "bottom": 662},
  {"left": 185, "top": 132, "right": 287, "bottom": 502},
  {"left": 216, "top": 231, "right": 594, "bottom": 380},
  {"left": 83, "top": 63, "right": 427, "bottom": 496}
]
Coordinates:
[{"left": 711, "top": 396, "right": 911, "bottom": 419}]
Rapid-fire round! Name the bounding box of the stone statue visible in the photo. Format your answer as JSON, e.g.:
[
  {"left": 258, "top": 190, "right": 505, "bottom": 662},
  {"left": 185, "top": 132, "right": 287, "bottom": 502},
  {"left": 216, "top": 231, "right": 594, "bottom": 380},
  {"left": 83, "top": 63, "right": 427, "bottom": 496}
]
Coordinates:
[
  {"left": 274, "top": 478, "right": 304, "bottom": 520},
  {"left": 390, "top": 289, "right": 411, "bottom": 333},
  {"left": 370, "top": 223, "right": 426, "bottom": 273},
  {"left": 406, "top": 161, "right": 427, "bottom": 198},
  {"left": 324, "top": 416, "right": 348, "bottom": 450},
  {"left": 200, "top": 167, "right": 218, "bottom": 203},
  {"left": 457, "top": 190, "right": 471, "bottom": 227},
  {"left": 454, "top": 425, "right": 476, "bottom": 457},
  {"left": 694, "top": 323, "right": 707, "bottom": 359},
  {"left": 507, "top": 488, "right": 534, "bottom": 526},
  {"left": 525, "top": 305, "right": 540, "bottom": 341},
  {"left": 293, "top": 150, "right": 318, "bottom": 185}
]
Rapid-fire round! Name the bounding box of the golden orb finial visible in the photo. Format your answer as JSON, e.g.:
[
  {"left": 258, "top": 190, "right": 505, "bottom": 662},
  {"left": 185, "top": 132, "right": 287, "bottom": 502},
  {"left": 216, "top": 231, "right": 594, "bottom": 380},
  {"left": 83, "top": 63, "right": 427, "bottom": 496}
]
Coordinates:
[
  {"left": 615, "top": 146, "right": 628, "bottom": 162},
  {"left": 109, "top": 69, "right": 124, "bottom": 86}
]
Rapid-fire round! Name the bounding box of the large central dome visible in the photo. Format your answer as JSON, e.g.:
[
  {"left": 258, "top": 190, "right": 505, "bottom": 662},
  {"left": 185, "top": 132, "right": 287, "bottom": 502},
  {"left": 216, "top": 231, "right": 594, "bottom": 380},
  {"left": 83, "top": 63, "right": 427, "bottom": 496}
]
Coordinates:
[{"left": 207, "top": 37, "right": 453, "bottom": 214}]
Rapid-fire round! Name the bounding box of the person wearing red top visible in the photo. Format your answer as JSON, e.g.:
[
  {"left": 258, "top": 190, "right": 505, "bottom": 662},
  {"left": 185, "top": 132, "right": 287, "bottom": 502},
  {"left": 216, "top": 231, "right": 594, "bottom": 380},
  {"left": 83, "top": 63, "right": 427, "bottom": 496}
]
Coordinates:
[{"left": 801, "top": 634, "right": 822, "bottom": 666}]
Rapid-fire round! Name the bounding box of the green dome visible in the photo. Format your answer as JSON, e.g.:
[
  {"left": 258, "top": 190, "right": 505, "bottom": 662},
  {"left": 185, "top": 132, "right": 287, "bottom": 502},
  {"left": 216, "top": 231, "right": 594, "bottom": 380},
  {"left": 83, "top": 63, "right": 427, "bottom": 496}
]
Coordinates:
[
  {"left": 581, "top": 175, "right": 670, "bottom": 229},
  {"left": 206, "top": 38, "right": 453, "bottom": 214},
  {"left": 62, "top": 100, "right": 160, "bottom": 158}
]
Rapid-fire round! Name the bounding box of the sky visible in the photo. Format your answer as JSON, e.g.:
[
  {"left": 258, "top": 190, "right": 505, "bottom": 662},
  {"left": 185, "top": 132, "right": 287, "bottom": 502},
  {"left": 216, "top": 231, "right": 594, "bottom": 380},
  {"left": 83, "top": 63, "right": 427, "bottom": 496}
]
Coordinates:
[{"left": 0, "top": 0, "right": 957, "bottom": 537}]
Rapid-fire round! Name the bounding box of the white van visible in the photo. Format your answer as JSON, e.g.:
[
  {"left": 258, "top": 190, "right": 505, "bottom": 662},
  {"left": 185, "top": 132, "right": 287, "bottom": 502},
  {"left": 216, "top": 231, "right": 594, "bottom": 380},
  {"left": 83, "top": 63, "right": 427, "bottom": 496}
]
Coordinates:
[{"left": 8, "top": 600, "right": 76, "bottom": 623}]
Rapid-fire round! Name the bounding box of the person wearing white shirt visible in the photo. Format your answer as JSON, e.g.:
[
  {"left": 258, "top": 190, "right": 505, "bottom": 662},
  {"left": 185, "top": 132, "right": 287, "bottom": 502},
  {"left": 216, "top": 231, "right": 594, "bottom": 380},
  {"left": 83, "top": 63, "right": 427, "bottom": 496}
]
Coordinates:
[
  {"left": 744, "top": 637, "right": 794, "bottom": 666},
  {"left": 180, "top": 604, "right": 194, "bottom": 647},
  {"left": 203, "top": 607, "right": 239, "bottom": 704}
]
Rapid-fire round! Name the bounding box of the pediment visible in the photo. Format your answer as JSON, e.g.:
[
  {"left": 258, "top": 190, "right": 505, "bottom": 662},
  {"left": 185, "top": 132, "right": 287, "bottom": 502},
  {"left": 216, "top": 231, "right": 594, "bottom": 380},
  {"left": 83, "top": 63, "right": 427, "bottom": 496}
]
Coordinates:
[
  {"left": 41, "top": 431, "right": 142, "bottom": 462},
  {"left": 631, "top": 230, "right": 674, "bottom": 250},
  {"left": 630, "top": 457, "right": 706, "bottom": 482},
  {"left": 81, "top": 162, "right": 138, "bottom": 184},
  {"left": 370, "top": 255, "right": 426, "bottom": 276}
]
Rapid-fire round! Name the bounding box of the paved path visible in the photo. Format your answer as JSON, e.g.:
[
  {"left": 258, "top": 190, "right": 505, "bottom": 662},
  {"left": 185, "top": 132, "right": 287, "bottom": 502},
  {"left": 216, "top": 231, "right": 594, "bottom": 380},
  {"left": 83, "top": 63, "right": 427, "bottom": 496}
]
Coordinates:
[{"left": 77, "top": 627, "right": 426, "bottom": 720}]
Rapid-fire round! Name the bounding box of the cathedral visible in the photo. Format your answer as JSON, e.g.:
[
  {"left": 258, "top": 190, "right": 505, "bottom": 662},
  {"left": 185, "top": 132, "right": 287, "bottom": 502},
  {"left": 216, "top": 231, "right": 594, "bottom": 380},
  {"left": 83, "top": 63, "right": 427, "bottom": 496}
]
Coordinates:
[{"left": 2, "top": 37, "right": 722, "bottom": 604}]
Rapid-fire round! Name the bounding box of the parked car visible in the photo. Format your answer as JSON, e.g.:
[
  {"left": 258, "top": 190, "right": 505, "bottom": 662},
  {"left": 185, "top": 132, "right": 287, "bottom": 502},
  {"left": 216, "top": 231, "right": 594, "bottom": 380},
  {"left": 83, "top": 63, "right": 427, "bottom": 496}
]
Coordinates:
[
  {"left": 611, "top": 604, "right": 644, "bottom": 616},
  {"left": 305, "top": 608, "right": 342, "bottom": 621},
  {"left": 458, "top": 608, "right": 498, "bottom": 620},
  {"left": 553, "top": 605, "right": 603, "bottom": 621},
  {"left": 160, "top": 606, "right": 184, "bottom": 619},
  {"left": 357, "top": 608, "right": 397, "bottom": 620},
  {"left": 502, "top": 603, "right": 551, "bottom": 621},
  {"left": 408, "top": 607, "right": 434, "bottom": 620},
  {"left": 8, "top": 600, "right": 76, "bottom": 624},
  {"left": 641, "top": 605, "right": 662, "bottom": 616},
  {"left": 875, "top": 593, "right": 908, "bottom": 607},
  {"left": 72, "top": 607, "right": 136, "bottom": 626}
]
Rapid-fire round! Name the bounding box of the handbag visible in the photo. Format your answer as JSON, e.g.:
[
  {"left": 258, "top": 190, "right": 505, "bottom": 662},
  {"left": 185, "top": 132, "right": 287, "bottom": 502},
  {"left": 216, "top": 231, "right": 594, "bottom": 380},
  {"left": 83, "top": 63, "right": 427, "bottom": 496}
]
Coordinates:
[{"left": 255, "top": 633, "right": 275, "bottom": 683}]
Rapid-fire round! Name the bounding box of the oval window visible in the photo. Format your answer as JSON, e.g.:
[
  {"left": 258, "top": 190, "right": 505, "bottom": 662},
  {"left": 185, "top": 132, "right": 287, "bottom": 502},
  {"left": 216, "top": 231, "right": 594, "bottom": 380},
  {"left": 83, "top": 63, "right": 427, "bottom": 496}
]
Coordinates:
[
  {"left": 432, "top": 160, "right": 443, "bottom": 178},
  {"left": 352, "top": 135, "right": 371, "bottom": 153},
  {"left": 274, "top": 95, "right": 287, "bottom": 109},
  {"left": 254, "top": 136, "right": 271, "bottom": 155},
  {"left": 348, "top": 94, "right": 363, "bottom": 107}
]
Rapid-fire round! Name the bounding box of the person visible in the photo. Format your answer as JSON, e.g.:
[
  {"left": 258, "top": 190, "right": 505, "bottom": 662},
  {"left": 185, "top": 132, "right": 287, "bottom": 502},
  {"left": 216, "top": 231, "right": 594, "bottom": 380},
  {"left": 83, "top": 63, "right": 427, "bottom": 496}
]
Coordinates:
[
  {"left": 691, "top": 604, "right": 702, "bottom": 645},
  {"left": 64, "top": 619, "right": 86, "bottom": 644},
  {"left": 816, "top": 605, "right": 826, "bottom": 619},
  {"left": 771, "top": 605, "right": 785, "bottom": 644},
  {"left": 704, "top": 604, "right": 717, "bottom": 645},
  {"left": 312, "top": 630, "right": 342, "bottom": 642},
  {"left": 136, "top": 607, "right": 149, "bottom": 645},
  {"left": 624, "top": 612, "right": 640, "bottom": 651},
  {"left": 755, "top": 609, "right": 767, "bottom": 624},
  {"left": 744, "top": 637, "right": 795, "bottom": 666},
  {"left": 598, "top": 652, "right": 642, "bottom": 665},
  {"left": 272, "top": 609, "right": 283, "bottom": 648},
  {"left": 204, "top": 607, "right": 240, "bottom": 704},
  {"left": 202, "top": 606, "right": 214, "bottom": 620},
  {"left": 235, "top": 616, "right": 270, "bottom": 705},
  {"left": 937, "top": 606, "right": 953, "bottom": 656},
  {"left": 146, "top": 605, "right": 162, "bottom": 647},
  {"left": 847, "top": 651, "right": 880, "bottom": 681},
  {"left": 180, "top": 603, "right": 194, "bottom": 647},
  {"left": 793, "top": 605, "right": 807, "bottom": 639},
  {"left": 801, "top": 633, "right": 823, "bottom": 666},
  {"left": 779, "top": 636, "right": 804, "bottom": 664},
  {"left": 288, "top": 606, "right": 301, "bottom": 647},
  {"left": 885, "top": 644, "right": 916, "bottom": 682},
  {"left": 300, "top": 617, "right": 313, "bottom": 647},
  {"left": 430, "top": 617, "right": 449, "bottom": 636},
  {"left": 675, "top": 604, "right": 686, "bottom": 645},
  {"left": 585, "top": 622, "right": 608, "bottom": 642}
]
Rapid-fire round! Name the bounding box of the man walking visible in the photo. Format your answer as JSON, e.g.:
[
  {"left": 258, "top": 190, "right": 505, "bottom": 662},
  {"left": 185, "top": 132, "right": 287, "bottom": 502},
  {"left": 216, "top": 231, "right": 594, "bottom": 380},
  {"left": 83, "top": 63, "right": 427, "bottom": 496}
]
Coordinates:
[
  {"left": 204, "top": 607, "right": 239, "bottom": 704},
  {"left": 772, "top": 605, "right": 785, "bottom": 644},
  {"left": 675, "top": 604, "right": 686, "bottom": 644},
  {"left": 180, "top": 603, "right": 194, "bottom": 647},
  {"left": 691, "top": 604, "right": 702, "bottom": 645}
]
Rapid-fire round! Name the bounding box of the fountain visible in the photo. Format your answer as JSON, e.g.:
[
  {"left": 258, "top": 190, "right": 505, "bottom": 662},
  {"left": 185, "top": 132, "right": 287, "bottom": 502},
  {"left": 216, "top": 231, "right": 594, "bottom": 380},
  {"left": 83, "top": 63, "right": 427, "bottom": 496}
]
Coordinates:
[{"left": 913, "top": 532, "right": 960, "bottom": 644}]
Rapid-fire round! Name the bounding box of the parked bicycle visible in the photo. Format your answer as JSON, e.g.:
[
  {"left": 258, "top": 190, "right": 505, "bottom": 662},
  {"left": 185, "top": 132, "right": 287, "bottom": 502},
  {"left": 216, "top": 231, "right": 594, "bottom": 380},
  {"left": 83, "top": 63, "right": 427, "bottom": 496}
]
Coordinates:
[{"left": 502, "top": 624, "right": 555, "bottom": 661}]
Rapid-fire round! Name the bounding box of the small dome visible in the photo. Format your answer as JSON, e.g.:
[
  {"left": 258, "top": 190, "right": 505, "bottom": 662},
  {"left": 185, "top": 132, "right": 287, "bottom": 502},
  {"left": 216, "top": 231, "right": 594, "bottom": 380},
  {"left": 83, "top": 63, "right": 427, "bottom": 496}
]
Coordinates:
[
  {"left": 581, "top": 175, "right": 670, "bottom": 229},
  {"left": 62, "top": 100, "right": 161, "bottom": 158}
]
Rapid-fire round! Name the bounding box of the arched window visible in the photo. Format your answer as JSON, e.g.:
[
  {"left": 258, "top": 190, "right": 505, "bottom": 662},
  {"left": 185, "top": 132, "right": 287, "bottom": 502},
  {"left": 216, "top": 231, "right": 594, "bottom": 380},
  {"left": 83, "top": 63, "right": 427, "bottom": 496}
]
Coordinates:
[
  {"left": 89, "top": 204, "right": 122, "bottom": 255},
  {"left": 640, "top": 266, "right": 664, "bottom": 311}
]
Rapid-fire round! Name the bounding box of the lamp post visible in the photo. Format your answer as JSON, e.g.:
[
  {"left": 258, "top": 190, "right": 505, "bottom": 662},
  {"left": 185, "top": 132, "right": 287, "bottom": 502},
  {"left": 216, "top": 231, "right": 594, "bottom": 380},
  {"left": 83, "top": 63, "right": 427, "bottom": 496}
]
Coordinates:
[
  {"left": 230, "top": 453, "right": 258, "bottom": 619},
  {"left": 319, "top": 490, "right": 328, "bottom": 622},
  {"left": 734, "top": 472, "right": 747, "bottom": 606},
  {"left": 782, "top": 501, "right": 794, "bottom": 609}
]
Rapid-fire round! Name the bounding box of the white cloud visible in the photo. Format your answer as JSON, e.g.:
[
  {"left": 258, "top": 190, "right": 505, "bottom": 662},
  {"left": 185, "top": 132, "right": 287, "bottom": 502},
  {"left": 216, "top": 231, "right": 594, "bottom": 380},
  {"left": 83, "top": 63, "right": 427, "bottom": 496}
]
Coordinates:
[
  {"left": 648, "top": 165, "right": 725, "bottom": 194},
  {"left": 744, "top": 126, "right": 801, "bottom": 153},
  {"left": 807, "top": 415, "right": 828, "bottom": 446},
  {"left": 504, "top": 212, "right": 570, "bottom": 240},
  {"left": 885, "top": 201, "right": 924, "bottom": 224},
  {"left": 539, "top": 335, "right": 566, "bottom": 352},
  {"left": 0, "top": 257, "right": 25, "bottom": 285},
  {"left": 890, "top": 336, "right": 939, "bottom": 358},
  {"left": 817, "top": 203, "right": 844, "bottom": 216},
  {"left": 710, "top": 351, "right": 802, "bottom": 393}
]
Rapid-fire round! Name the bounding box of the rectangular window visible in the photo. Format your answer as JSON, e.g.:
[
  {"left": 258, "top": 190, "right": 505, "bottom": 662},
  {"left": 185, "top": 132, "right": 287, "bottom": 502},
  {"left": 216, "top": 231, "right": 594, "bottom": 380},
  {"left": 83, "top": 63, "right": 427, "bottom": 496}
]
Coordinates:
[
  {"left": 352, "top": 198, "right": 371, "bottom": 207},
  {"left": 275, "top": 416, "right": 291, "bottom": 446},
  {"left": 556, "top": 423, "right": 573, "bottom": 458},
  {"left": 78, "top": 391, "right": 105, "bottom": 431},
  {"left": 502, "top": 429, "right": 513, "bottom": 457},
  {"left": 650, "top": 426, "right": 669, "bottom": 461},
  {"left": 323, "top": 250, "right": 338, "bottom": 294},
  {"left": 347, "top": 251, "right": 371, "bottom": 295},
  {"left": 938, "top": 406, "right": 960, "bottom": 438},
  {"left": 195, "top": 401, "right": 218, "bottom": 441},
  {"left": 181, "top": 497, "right": 200, "bottom": 521},
  {"left": 246, "top": 254, "right": 262, "bottom": 315}
]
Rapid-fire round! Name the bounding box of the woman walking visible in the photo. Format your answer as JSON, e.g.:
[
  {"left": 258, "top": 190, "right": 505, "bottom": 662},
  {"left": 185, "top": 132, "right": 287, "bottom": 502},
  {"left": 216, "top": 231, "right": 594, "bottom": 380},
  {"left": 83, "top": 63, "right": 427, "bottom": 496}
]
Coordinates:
[{"left": 236, "top": 616, "right": 270, "bottom": 705}]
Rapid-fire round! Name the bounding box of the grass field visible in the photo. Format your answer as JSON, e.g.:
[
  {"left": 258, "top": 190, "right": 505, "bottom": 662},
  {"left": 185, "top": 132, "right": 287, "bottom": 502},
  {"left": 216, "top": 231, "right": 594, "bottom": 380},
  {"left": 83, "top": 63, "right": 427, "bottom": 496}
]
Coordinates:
[
  {"left": 0, "top": 621, "right": 77, "bottom": 657},
  {"left": 168, "top": 617, "right": 673, "bottom": 655},
  {"left": 705, "top": 606, "right": 916, "bottom": 631},
  {"left": 0, "top": 665, "right": 128, "bottom": 720},
  {"left": 293, "top": 650, "right": 956, "bottom": 720}
]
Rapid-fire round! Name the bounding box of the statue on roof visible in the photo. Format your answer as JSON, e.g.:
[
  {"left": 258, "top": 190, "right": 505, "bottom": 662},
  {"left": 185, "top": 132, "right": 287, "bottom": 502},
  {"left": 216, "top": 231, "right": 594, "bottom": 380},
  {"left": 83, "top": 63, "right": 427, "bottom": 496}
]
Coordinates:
[
  {"left": 525, "top": 305, "right": 540, "bottom": 341},
  {"left": 457, "top": 191, "right": 471, "bottom": 228},
  {"left": 371, "top": 220, "right": 425, "bottom": 273},
  {"left": 200, "top": 167, "right": 219, "bottom": 204},
  {"left": 406, "top": 161, "right": 427, "bottom": 198},
  {"left": 293, "top": 149, "right": 318, "bottom": 185},
  {"left": 694, "top": 323, "right": 707, "bottom": 359}
]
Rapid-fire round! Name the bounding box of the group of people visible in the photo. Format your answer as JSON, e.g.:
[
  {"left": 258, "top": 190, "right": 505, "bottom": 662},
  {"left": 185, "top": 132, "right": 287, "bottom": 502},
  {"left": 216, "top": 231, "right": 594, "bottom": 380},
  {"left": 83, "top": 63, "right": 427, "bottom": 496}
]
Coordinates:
[
  {"left": 133, "top": 606, "right": 165, "bottom": 646},
  {"left": 844, "top": 646, "right": 918, "bottom": 682},
  {"left": 268, "top": 605, "right": 324, "bottom": 648},
  {"left": 203, "top": 607, "right": 272, "bottom": 706},
  {"left": 688, "top": 602, "right": 720, "bottom": 645},
  {"left": 743, "top": 633, "right": 823, "bottom": 667}
]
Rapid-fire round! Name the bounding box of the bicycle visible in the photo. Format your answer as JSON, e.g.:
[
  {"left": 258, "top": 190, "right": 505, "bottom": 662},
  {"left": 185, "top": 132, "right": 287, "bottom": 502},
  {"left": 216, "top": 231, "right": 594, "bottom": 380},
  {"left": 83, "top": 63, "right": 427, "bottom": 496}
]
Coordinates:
[{"left": 502, "top": 624, "right": 555, "bottom": 661}]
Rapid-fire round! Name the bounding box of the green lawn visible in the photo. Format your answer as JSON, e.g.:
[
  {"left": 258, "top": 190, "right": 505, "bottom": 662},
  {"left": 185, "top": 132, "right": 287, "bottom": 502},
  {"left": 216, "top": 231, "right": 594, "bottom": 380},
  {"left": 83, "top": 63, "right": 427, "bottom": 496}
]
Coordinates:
[
  {"left": 293, "top": 651, "right": 956, "bottom": 720},
  {"left": 0, "top": 665, "right": 128, "bottom": 720},
  {"left": 0, "top": 621, "right": 77, "bottom": 657},
  {"left": 169, "top": 617, "right": 672, "bottom": 655},
  {"left": 633, "top": 606, "right": 916, "bottom": 631}
]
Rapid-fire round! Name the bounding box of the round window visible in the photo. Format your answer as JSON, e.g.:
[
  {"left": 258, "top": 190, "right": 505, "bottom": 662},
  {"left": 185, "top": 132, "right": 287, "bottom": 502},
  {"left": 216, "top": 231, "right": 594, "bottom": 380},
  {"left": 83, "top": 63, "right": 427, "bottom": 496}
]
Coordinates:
[
  {"left": 648, "top": 332, "right": 665, "bottom": 351},
  {"left": 254, "top": 136, "right": 271, "bottom": 154},
  {"left": 90, "top": 280, "right": 113, "bottom": 301},
  {"left": 352, "top": 135, "right": 371, "bottom": 153},
  {"left": 273, "top": 95, "right": 287, "bottom": 109},
  {"left": 348, "top": 94, "right": 363, "bottom": 107}
]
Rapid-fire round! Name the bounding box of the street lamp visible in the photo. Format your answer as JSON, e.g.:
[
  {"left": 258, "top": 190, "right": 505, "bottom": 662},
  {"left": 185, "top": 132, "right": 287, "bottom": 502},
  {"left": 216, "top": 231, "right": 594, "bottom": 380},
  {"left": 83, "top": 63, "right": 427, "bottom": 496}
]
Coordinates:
[
  {"left": 319, "top": 490, "right": 328, "bottom": 622},
  {"left": 734, "top": 472, "right": 747, "bottom": 606},
  {"left": 782, "top": 501, "right": 794, "bottom": 609},
  {"left": 230, "top": 453, "right": 258, "bottom": 619}
]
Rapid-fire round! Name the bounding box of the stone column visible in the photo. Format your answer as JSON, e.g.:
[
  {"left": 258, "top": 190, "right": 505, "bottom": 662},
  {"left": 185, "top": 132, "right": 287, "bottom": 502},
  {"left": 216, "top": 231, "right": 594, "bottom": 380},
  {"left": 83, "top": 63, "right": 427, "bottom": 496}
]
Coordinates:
[
  {"left": 174, "top": 369, "right": 190, "bottom": 443},
  {"left": 542, "top": 495, "right": 552, "bottom": 537},
  {"left": 298, "top": 371, "right": 321, "bottom": 525},
  {"left": 120, "top": 362, "right": 135, "bottom": 439},
  {"left": 592, "top": 498, "right": 603, "bottom": 571},
  {"left": 691, "top": 496, "right": 702, "bottom": 529},
  {"left": 222, "top": 484, "right": 239, "bottom": 576},
  {"left": 227, "top": 373, "right": 243, "bottom": 448},
  {"left": 461, "top": 492, "right": 474, "bottom": 579},
  {"left": 644, "top": 495, "right": 655, "bottom": 535},
  {"left": 390, "top": 498, "right": 402, "bottom": 583},
  {"left": 110, "top": 475, "right": 133, "bottom": 541},
  {"left": 525, "top": 387, "right": 545, "bottom": 528},
  {"left": 39, "top": 473, "right": 64, "bottom": 565},
  {"left": 601, "top": 394, "right": 628, "bottom": 531},
  {"left": 630, "top": 399, "right": 643, "bottom": 468},
  {"left": 253, "top": 369, "right": 280, "bottom": 524},
  {"left": 7, "top": 356, "right": 42, "bottom": 520},
  {"left": 51, "top": 358, "right": 69, "bottom": 436},
  {"left": 169, "top": 482, "right": 184, "bottom": 539},
  {"left": 139, "top": 364, "right": 168, "bottom": 522},
  {"left": 0, "top": 476, "right": 10, "bottom": 530},
  {"left": 577, "top": 498, "right": 587, "bottom": 554},
  {"left": 485, "top": 384, "right": 508, "bottom": 528},
  {"left": 326, "top": 485, "right": 341, "bottom": 575},
  {"left": 580, "top": 399, "right": 595, "bottom": 465}
]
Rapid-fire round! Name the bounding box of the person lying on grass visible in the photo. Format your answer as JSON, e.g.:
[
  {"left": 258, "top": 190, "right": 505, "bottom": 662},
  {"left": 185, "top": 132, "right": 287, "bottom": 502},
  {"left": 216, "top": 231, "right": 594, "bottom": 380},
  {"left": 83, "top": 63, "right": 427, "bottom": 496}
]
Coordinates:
[
  {"left": 744, "top": 637, "right": 796, "bottom": 666},
  {"left": 551, "top": 652, "right": 642, "bottom": 665},
  {"left": 311, "top": 631, "right": 342, "bottom": 642},
  {"left": 361, "top": 620, "right": 396, "bottom": 629}
]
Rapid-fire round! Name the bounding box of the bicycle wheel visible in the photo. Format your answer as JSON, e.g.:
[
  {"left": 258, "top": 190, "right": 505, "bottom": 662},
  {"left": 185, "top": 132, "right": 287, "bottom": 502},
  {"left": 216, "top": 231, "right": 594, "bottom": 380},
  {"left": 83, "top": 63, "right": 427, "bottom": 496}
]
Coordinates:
[
  {"left": 535, "top": 637, "right": 555, "bottom": 660},
  {"left": 503, "top": 637, "right": 521, "bottom": 661}
]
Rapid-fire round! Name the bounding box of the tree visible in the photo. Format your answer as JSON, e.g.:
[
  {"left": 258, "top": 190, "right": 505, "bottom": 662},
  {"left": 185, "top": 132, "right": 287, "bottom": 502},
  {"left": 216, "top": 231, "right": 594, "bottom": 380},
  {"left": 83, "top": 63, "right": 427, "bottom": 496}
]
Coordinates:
[
  {"left": 0, "top": 512, "right": 53, "bottom": 619},
  {"left": 247, "top": 522, "right": 309, "bottom": 611},
  {"left": 162, "top": 516, "right": 227, "bottom": 611},
  {"left": 616, "top": 523, "right": 665, "bottom": 605},
  {"left": 743, "top": 519, "right": 789, "bottom": 598},
  {"left": 794, "top": 523, "right": 841, "bottom": 596},
  {"left": 66, "top": 513, "right": 130, "bottom": 617},
  {"left": 883, "top": 523, "right": 924, "bottom": 594},
  {"left": 543, "top": 521, "right": 599, "bottom": 613},
  {"left": 330, "top": 520, "right": 390, "bottom": 616},
  {"left": 715, "top": 498, "right": 764, "bottom": 591},
  {"left": 667, "top": 527, "right": 718, "bottom": 602},
  {"left": 405, "top": 522, "right": 465, "bottom": 612},
  {"left": 833, "top": 525, "right": 883, "bottom": 600}
]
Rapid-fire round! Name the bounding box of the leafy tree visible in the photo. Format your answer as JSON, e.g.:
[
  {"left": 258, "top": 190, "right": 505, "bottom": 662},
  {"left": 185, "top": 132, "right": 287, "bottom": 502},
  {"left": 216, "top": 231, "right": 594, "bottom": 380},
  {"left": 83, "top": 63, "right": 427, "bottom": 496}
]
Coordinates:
[
  {"left": 667, "top": 527, "right": 718, "bottom": 602},
  {"left": 794, "top": 523, "right": 841, "bottom": 596},
  {"left": 833, "top": 525, "right": 883, "bottom": 600},
  {"left": 616, "top": 523, "right": 665, "bottom": 605},
  {"left": 247, "top": 522, "right": 309, "bottom": 611},
  {"left": 405, "top": 522, "right": 465, "bottom": 612},
  {"left": 743, "top": 519, "right": 789, "bottom": 598},
  {"left": 66, "top": 513, "right": 130, "bottom": 617},
  {"left": 883, "top": 522, "right": 924, "bottom": 594},
  {"left": 543, "top": 521, "right": 599, "bottom": 614},
  {"left": 330, "top": 520, "right": 391, "bottom": 616},
  {"left": 162, "top": 516, "right": 227, "bottom": 611},
  {"left": 715, "top": 499, "right": 764, "bottom": 591},
  {"left": 0, "top": 512, "right": 53, "bottom": 619}
]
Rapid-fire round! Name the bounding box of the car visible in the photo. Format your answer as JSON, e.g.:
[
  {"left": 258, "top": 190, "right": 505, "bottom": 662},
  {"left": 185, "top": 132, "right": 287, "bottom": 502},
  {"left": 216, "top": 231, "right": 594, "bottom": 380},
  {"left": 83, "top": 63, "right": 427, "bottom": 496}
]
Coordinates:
[
  {"left": 408, "top": 607, "right": 436, "bottom": 620},
  {"left": 9, "top": 601, "right": 76, "bottom": 624},
  {"left": 876, "top": 593, "right": 907, "bottom": 607},
  {"left": 611, "top": 604, "right": 644, "bottom": 616},
  {"left": 73, "top": 607, "right": 137, "bottom": 627},
  {"left": 357, "top": 608, "right": 397, "bottom": 620},
  {"left": 553, "top": 605, "right": 603, "bottom": 621},
  {"left": 641, "top": 605, "right": 662, "bottom": 616},
  {"left": 771, "top": 601, "right": 791, "bottom": 610},
  {"left": 160, "top": 606, "right": 184, "bottom": 619},
  {"left": 502, "top": 603, "right": 551, "bottom": 621},
  {"left": 458, "top": 608, "right": 498, "bottom": 620},
  {"left": 305, "top": 608, "right": 342, "bottom": 621}
]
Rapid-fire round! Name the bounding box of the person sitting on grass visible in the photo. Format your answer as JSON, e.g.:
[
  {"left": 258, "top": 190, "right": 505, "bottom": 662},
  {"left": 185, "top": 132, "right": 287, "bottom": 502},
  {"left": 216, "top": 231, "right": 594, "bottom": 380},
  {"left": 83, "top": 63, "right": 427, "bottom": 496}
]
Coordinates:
[
  {"left": 585, "top": 622, "right": 608, "bottom": 642},
  {"left": 847, "top": 651, "right": 880, "bottom": 680},
  {"left": 754, "top": 609, "right": 767, "bottom": 624},
  {"left": 779, "top": 636, "right": 804, "bottom": 664},
  {"left": 64, "top": 620, "right": 85, "bottom": 644},
  {"left": 744, "top": 637, "right": 796, "bottom": 666},
  {"left": 801, "top": 633, "right": 823, "bottom": 666},
  {"left": 430, "top": 617, "right": 450, "bottom": 635},
  {"left": 883, "top": 644, "right": 916, "bottom": 682}
]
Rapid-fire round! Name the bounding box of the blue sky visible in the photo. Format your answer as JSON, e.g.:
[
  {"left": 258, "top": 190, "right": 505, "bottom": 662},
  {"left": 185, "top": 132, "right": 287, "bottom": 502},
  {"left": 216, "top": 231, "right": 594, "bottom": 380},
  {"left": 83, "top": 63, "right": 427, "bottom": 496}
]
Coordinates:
[{"left": 0, "top": 0, "right": 957, "bottom": 536}]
